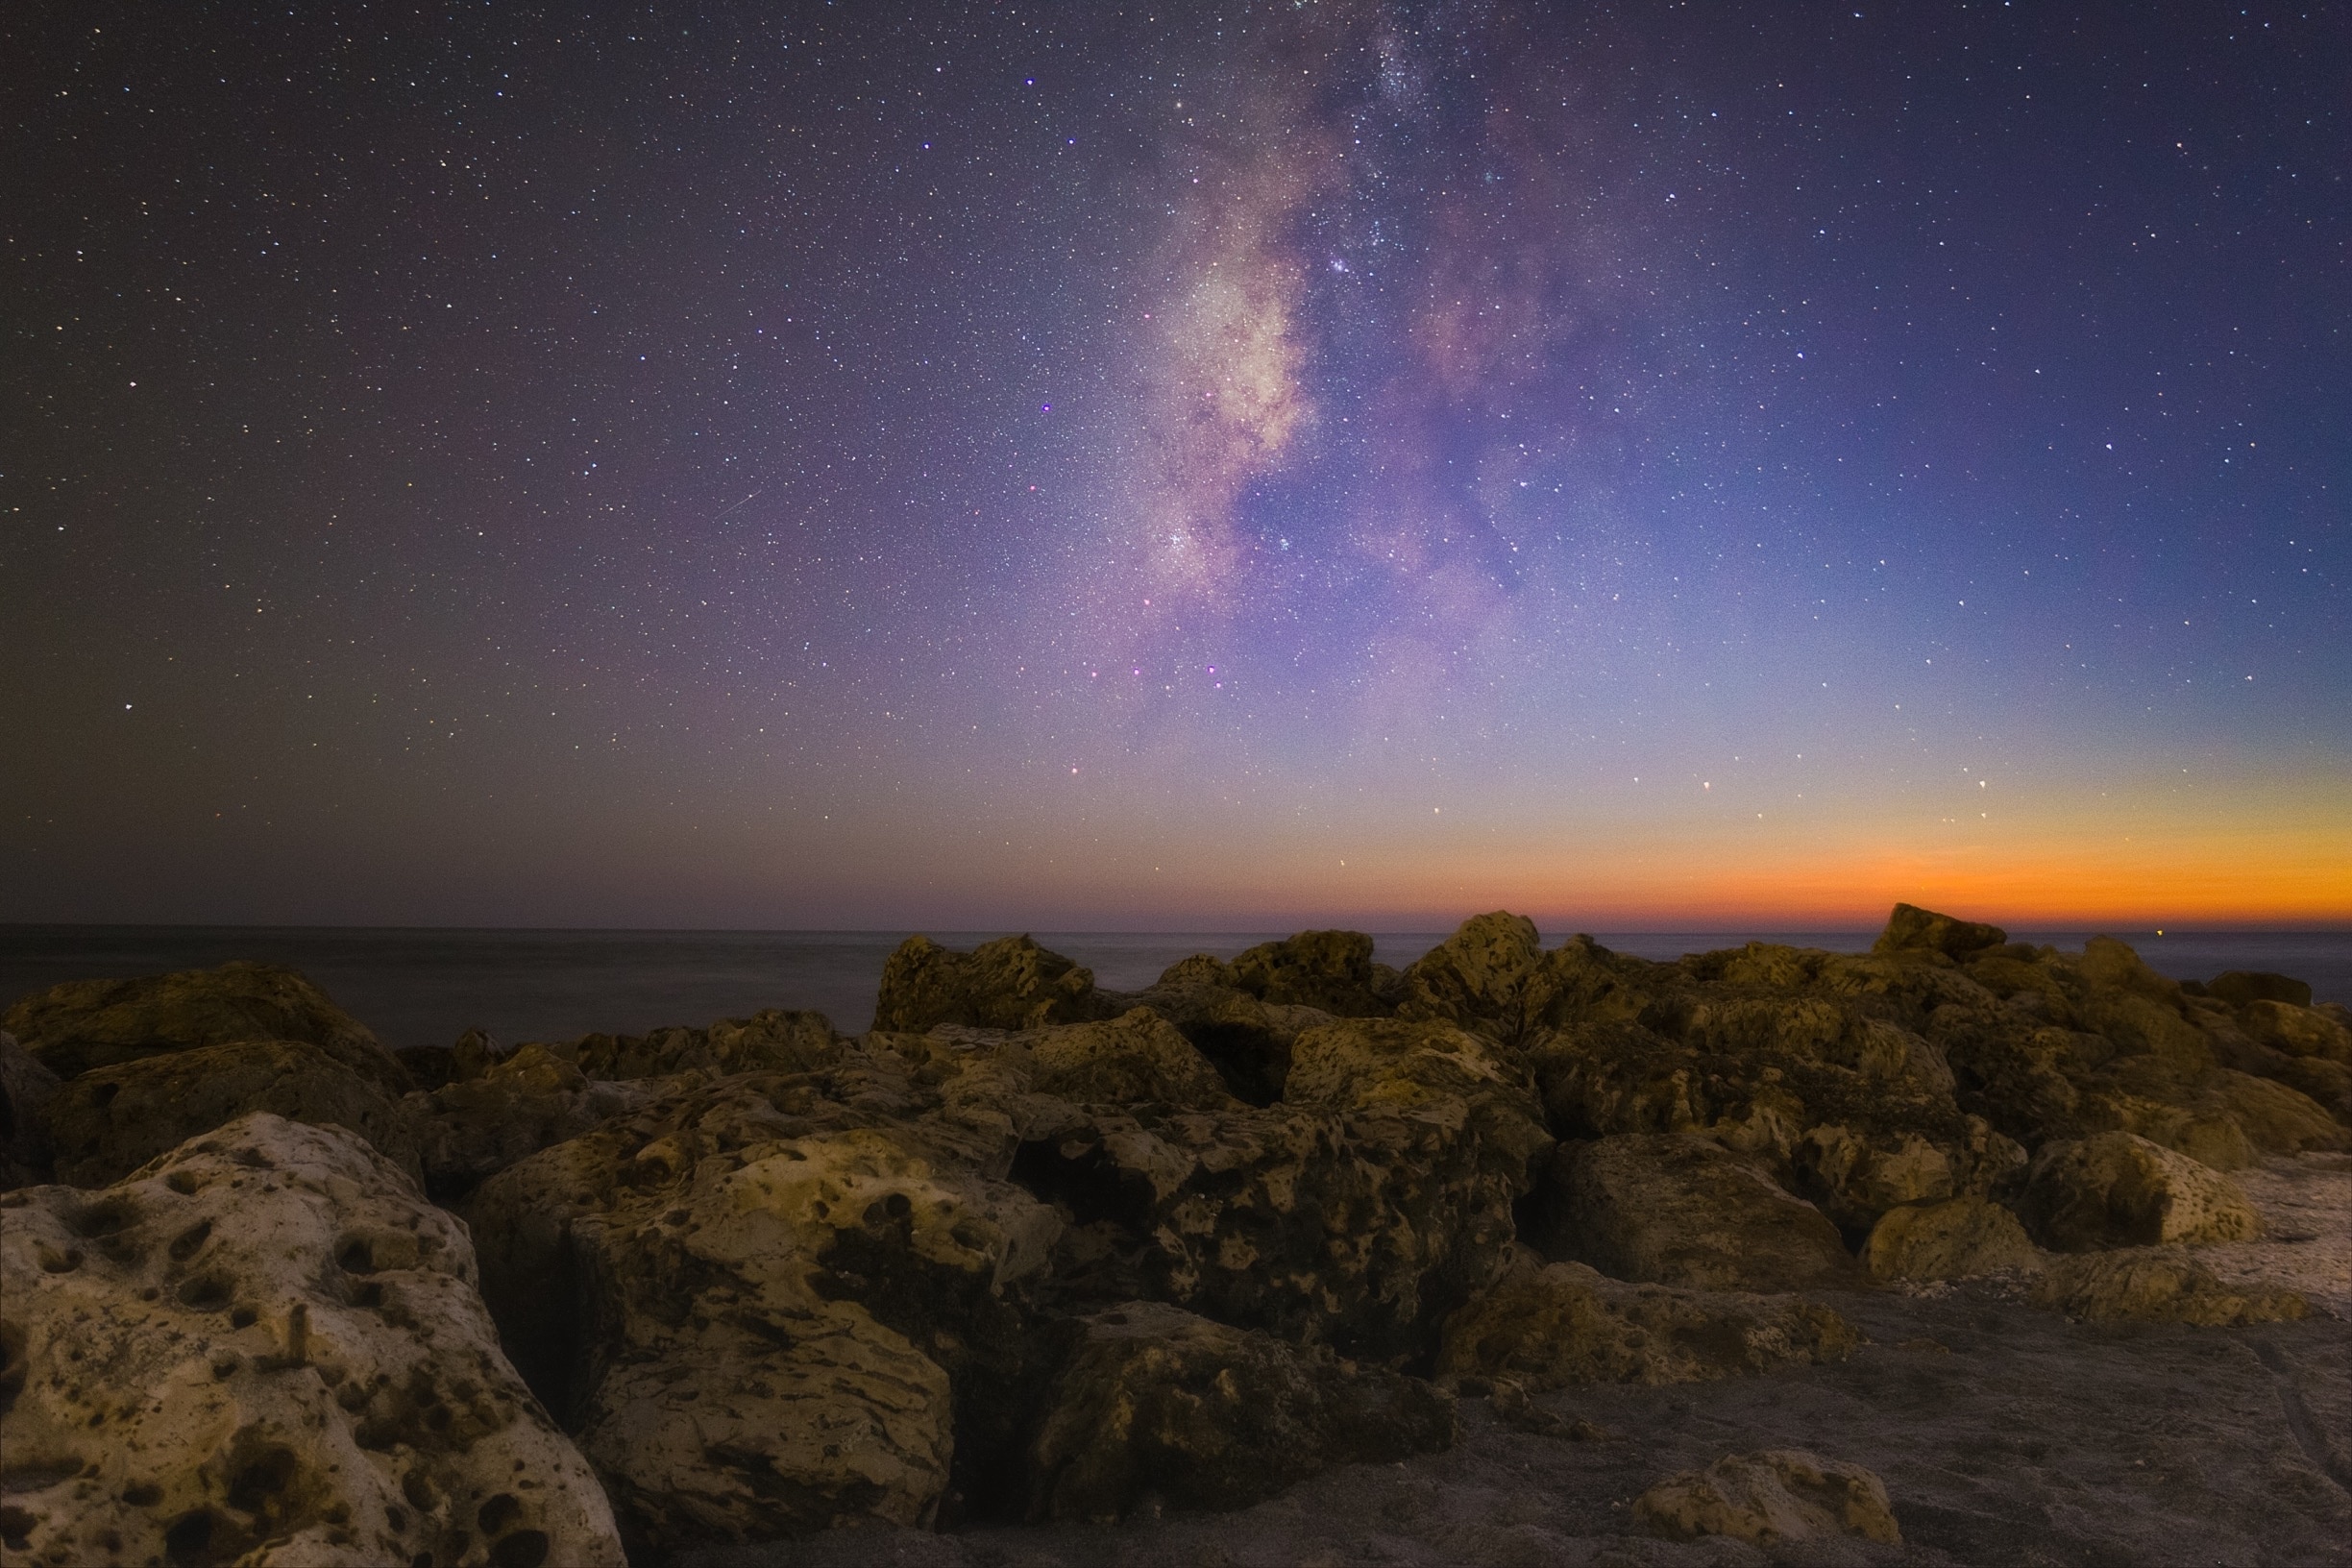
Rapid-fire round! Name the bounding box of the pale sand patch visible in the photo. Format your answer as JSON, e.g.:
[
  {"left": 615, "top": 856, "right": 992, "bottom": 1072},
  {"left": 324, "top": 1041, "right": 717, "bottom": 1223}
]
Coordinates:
[{"left": 2198, "top": 1149, "right": 2352, "bottom": 1318}]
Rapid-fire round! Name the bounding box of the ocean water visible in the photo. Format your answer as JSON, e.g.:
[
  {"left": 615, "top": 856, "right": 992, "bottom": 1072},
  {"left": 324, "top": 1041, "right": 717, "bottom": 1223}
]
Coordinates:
[{"left": 0, "top": 924, "right": 2343, "bottom": 1055}]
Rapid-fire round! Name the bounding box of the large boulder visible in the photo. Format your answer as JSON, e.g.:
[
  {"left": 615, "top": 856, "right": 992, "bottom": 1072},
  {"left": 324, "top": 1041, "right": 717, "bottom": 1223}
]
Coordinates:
[
  {"left": 41, "top": 1039, "right": 424, "bottom": 1189},
  {"left": 0, "top": 1030, "right": 61, "bottom": 1188},
  {"left": 1532, "top": 1134, "right": 1862, "bottom": 1292},
  {"left": 1531, "top": 993, "right": 1982, "bottom": 1234},
  {"left": 2028, "top": 1247, "right": 2307, "bottom": 1326},
  {"left": 1025, "top": 1301, "right": 1454, "bottom": 1523},
  {"left": 872, "top": 935, "right": 1113, "bottom": 1033},
  {"left": 1015, "top": 1017, "right": 1553, "bottom": 1358},
  {"left": 1873, "top": 901, "right": 2007, "bottom": 962},
  {"left": 1635, "top": 1450, "right": 1901, "bottom": 1547},
  {"left": 1227, "top": 929, "right": 1395, "bottom": 1017},
  {"left": 2207, "top": 971, "right": 2313, "bottom": 1010},
  {"left": 1394, "top": 912, "right": 1549, "bottom": 1042},
  {"left": 2017, "top": 1131, "right": 2263, "bottom": 1251},
  {"left": 0, "top": 1113, "right": 624, "bottom": 1568},
  {"left": 1860, "top": 1195, "right": 2041, "bottom": 1282},
  {"left": 462, "top": 1056, "right": 1063, "bottom": 1556},
  {"left": 1123, "top": 979, "right": 1335, "bottom": 1106},
  {"left": 1022, "top": 1009, "right": 1241, "bottom": 1112},
  {"left": 1436, "top": 1258, "right": 1858, "bottom": 1389},
  {"left": 3, "top": 961, "right": 404, "bottom": 1088},
  {"left": 406, "top": 1043, "right": 653, "bottom": 1202}
]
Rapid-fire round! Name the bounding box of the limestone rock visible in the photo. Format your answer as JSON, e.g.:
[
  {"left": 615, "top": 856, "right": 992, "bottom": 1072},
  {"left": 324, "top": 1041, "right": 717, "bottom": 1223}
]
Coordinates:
[
  {"left": 1635, "top": 1449, "right": 1901, "bottom": 1546},
  {"left": 3, "top": 961, "right": 404, "bottom": 1088},
  {"left": 0, "top": 1113, "right": 624, "bottom": 1568},
  {"left": 1022, "top": 1009, "right": 1239, "bottom": 1112},
  {"left": 1534, "top": 1134, "right": 1862, "bottom": 1292},
  {"left": 2019, "top": 1131, "right": 2263, "bottom": 1251},
  {"left": 41, "top": 1039, "right": 424, "bottom": 1190},
  {"left": 407, "top": 1043, "right": 652, "bottom": 1202},
  {"left": 551, "top": 1007, "right": 840, "bottom": 1081},
  {"left": 1874, "top": 901, "right": 2007, "bottom": 962},
  {"left": 1531, "top": 993, "right": 1978, "bottom": 1233},
  {"left": 1227, "top": 929, "right": 1394, "bottom": 1017},
  {"left": 1436, "top": 1258, "right": 1858, "bottom": 1389},
  {"left": 464, "top": 1065, "right": 1064, "bottom": 1556},
  {"left": 872, "top": 935, "right": 1114, "bottom": 1033},
  {"left": 0, "top": 1030, "right": 61, "bottom": 1188},
  {"left": 1026, "top": 1301, "right": 1455, "bottom": 1523},
  {"left": 1861, "top": 1195, "right": 2041, "bottom": 1282},
  {"left": 1394, "top": 912, "right": 1548, "bottom": 1041},
  {"left": 2028, "top": 1246, "right": 2308, "bottom": 1325},
  {"left": 2208, "top": 970, "right": 2313, "bottom": 1010},
  {"left": 1125, "top": 982, "right": 1334, "bottom": 1105},
  {"left": 2242, "top": 998, "right": 2352, "bottom": 1065},
  {"left": 1016, "top": 1017, "right": 1552, "bottom": 1357}
]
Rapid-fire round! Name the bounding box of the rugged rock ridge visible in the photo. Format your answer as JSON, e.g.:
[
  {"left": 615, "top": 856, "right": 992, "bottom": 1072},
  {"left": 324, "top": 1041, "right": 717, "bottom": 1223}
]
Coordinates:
[{"left": 3, "top": 905, "right": 2344, "bottom": 1561}]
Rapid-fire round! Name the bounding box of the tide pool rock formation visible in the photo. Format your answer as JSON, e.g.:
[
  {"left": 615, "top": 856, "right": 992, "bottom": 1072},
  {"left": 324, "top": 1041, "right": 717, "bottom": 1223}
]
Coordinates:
[
  {"left": 1436, "top": 1257, "right": 1858, "bottom": 1389},
  {"left": 0, "top": 1112, "right": 622, "bottom": 1568},
  {"left": 42, "top": 1039, "right": 424, "bottom": 1189},
  {"left": 1635, "top": 1449, "right": 1902, "bottom": 1546},
  {"left": 4, "top": 961, "right": 404, "bottom": 1089},
  {"left": 1025, "top": 1300, "right": 1454, "bottom": 1523}
]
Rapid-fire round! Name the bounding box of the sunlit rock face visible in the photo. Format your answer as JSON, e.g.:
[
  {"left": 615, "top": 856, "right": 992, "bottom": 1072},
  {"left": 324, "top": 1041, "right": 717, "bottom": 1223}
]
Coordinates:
[{"left": 0, "top": 1113, "right": 624, "bottom": 1568}]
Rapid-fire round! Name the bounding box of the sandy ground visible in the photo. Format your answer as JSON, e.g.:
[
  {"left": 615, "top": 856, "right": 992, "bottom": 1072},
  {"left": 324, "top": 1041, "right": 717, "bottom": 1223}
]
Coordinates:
[
  {"left": 673, "top": 1161, "right": 2352, "bottom": 1568},
  {"left": 2203, "top": 1152, "right": 2352, "bottom": 1322}
]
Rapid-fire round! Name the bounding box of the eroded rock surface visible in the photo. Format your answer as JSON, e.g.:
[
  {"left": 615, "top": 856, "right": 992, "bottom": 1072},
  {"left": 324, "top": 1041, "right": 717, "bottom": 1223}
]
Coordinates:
[
  {"left": 1634, "top": 1449, "right": 1902, "bottom": 1546},
  {"left": 872, "top": 935, "right": 1114, "bottom": 1033},
  {"left": 1862, "top": 1194, "right": 2041, "bottom": 1282},
  {"left": 1026, "top": 1301, "right": 1454, "bottom": 1523},
  {"left": 2028, "top": 1246, "right": 2309, "bottom": 1326},
  {"left": 0, "top": 1113, "right": 623, "bottom": 1568},
  {"left": 462, "top": 1052, "right": 1064, "bottom": 1556},
  {"left": 407, "top": 1043, "right": 654, "bottom": 1202},
  {"left": 0, "top": 1030, "right": 61, "bottom": 1188},
  {"left": 1437, "top": 1256, "right": 1858, "bottom": 1389},
  {"left": 3, "top": 961, "right": 404, "bottom": 1088},
  {"left": 1533, "top": 1134, "right": 1863, "bottom": 1291},
  {"left": 42, "top": 1038, "right": 423, "bottom": 1189},
  {"left": 2019, "top": 1130, "right": 2264, "bottom": 1251}
]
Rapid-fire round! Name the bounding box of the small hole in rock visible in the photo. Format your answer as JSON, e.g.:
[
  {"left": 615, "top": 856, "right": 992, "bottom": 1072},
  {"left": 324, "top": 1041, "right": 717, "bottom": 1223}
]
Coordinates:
[
  {"left": 177, "top": 1277, "right": 232, "bottom": 1311},
  {"left": 229, "top": 1307, "right": 258, "bottom": 1330},
  {"left": 122, "top": 1482, "right": 161, "bottom": 1507},
  {"left": 169, "top": 1221, "right": 213, "bottom": 1262},
  {"left": 162, "top": 1509, "right": 214, "bottom": 1564},
  {"left": 491, "top": 1529, "right": 550, "bottom": 1568},
  {"left": 477, "top": 1493, "right": 521, "bottom": 1533}
]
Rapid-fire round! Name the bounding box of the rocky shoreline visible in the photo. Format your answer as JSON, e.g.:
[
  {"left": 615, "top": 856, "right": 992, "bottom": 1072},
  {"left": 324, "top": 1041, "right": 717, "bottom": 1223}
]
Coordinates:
[{"left": 3, "top": 905, "right": 2347, "bottom": 1566}]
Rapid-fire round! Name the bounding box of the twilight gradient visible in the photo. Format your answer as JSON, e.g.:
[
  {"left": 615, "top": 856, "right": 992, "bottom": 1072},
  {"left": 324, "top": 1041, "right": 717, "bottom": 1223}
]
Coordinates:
[{"left": 6, "top": 1, "right": 2347, "bottom": 928}]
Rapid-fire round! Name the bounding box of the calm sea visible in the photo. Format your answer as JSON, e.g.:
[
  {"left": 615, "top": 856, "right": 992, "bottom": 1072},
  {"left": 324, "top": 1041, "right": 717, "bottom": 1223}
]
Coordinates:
[{"left": 1, "top": 925, "right": 2344, "bottom": 1055}]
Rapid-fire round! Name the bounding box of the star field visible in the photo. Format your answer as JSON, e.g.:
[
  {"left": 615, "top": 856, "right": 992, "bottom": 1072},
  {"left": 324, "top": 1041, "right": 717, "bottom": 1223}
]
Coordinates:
[{"left": 5, "top": 1, "right": 2346, "bottom": 926}]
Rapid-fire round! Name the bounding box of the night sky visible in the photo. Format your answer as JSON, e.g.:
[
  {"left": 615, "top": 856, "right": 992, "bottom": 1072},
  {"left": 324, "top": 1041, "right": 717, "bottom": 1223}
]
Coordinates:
[{"left": 7, "top": 2, "right": 2347, "bottom": 929}]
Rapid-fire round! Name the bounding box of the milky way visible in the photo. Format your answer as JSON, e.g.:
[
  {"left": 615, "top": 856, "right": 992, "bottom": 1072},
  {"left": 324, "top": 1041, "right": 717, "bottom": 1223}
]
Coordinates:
[{"left": 7, "top": 2, "right": 2346, "bottom": 926}]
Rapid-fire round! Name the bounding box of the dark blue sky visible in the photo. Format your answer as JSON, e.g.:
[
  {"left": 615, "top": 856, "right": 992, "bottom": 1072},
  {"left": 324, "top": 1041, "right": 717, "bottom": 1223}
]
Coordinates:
[{"left": 6, "top": 1, "right": 2346, "bottom": 926}]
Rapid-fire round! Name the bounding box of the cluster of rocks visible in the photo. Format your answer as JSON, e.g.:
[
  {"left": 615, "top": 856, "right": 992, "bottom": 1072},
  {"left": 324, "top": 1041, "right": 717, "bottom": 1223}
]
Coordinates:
[{"left": 1, "top": 906, "right": 2344, "bottom": 1564}]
